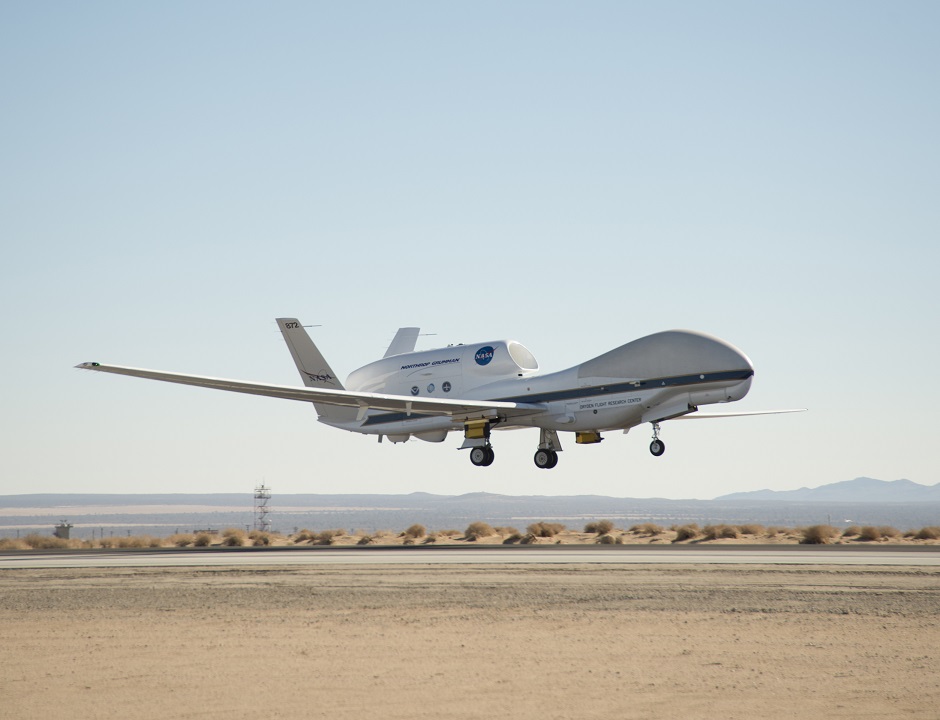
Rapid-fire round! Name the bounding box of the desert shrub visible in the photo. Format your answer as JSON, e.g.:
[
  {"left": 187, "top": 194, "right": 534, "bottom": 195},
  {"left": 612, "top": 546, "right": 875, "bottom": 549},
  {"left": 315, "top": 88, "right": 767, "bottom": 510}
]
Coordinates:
[
  {"left": 402, "top": 536, "right": 415, "bottom": 545},
  {"left": 220, "top": 528, "right": 246, "bottom": 546},
  {"left": 403, "top": 524, "right": 426, "bottom": 539},
  {"left": 503, "top": 533, "right": 523, "bottom": 544},
  {"left": 878, "top": 526, "right": 901, "bottom": 539},
  {"left": 526, "top": 522, "right": 566, "bottom": 538},
  {"left": 842, "top": 526, "right": 861, "bottom": 537},
  {"left": 738, "top": 524, "right": 765, "bottom": 536},
  {"left": 495, "top": 526, "right": 519, "bottom": 536},
  {"left": 915, "top": 526, "right": 940, "bottom": 540},
  {"left": 858, "top": 526, "right": 881, "bottom": 541},
  {"left": 170, "top": 533, "right": 195, "bottom": 547},
  {"left": 765, "top": 526, "right": 788, "bottom": 537},
  {"left": 98, "top": 537, "right": 115, "bottom": 548},
  {"left": 585, "top": 520, "right": 615, "bottom": 534},
  {"left": 422, "top": 534, "right": 438, "bottom": 544},
  {"left": 0, "top": 538, "right": 26, "bottom": 550},
  {"left": 357, "top": 535, "right": 374, "bottom": 545},
  {"left": 116, "top": 535, "right": 161, "bottom": 549},
  {"left": 22, "top": 534, "right": 69, "bottom": 550},
  {"left": 313, "top": 530, "right": 344, "bottom": 545},
  {"left": 629, "top": 523, "right": 664, "bottom": 536},
  {"left": 193, "top": 533, "right": 212, "bottom": 547},
  {"left": 294, "top": 529, "right": 314, "bottom": 543},
  {"left": 464, "top": 522, "right": 496, "bottom": 541},
  {"left": 437, "top": 529, "right": 461, "bottom": 537},
  {"left": 702, "top": 524, "right": 740, "bottom": 540},
  {"left": 595, "top": 534, "right": 619, "bottom": 544},
  {"left": 519, "top": 533, "right": 538, "bottom": 544},
  {"left": 800, "top": 525, "right": 840, "bottom": 544},
  {"left": 249, "top": 531, "right": 272, "bottom": 547},
  {"left": 672, "top": 524, "right": 700, "bottom": 542}
]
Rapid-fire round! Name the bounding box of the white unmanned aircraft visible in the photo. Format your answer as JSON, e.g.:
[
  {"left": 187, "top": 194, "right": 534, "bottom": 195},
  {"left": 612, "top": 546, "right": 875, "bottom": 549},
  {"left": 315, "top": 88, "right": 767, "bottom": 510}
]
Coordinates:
[{"left": 77, "top": 320, "right": 802, "bottom": 469}]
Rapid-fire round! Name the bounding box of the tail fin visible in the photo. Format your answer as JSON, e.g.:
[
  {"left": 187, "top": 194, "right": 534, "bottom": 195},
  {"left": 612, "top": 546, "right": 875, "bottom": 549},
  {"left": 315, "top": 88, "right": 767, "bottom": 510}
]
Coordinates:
[
  {"left": 277, "top": 318, "right": 356, "bottom": 424},
  {"left": 276, "top": 318, "right": 345, "bottom": 390}
]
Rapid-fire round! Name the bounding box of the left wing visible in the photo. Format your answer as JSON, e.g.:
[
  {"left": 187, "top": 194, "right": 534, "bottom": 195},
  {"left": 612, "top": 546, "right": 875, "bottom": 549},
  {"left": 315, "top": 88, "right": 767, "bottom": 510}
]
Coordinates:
[
  {"left": 672, "top": 408, "right": 806, "bottom": 419},
  {"left": 75, "top": 362, "right": 546, "bottom": 420}
]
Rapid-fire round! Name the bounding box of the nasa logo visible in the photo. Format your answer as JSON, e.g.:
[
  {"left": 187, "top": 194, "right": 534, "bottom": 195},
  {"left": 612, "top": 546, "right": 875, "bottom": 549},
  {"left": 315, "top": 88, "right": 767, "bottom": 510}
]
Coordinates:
[{"left": 475, "top": 346, "right": 495, "bottom": 366}]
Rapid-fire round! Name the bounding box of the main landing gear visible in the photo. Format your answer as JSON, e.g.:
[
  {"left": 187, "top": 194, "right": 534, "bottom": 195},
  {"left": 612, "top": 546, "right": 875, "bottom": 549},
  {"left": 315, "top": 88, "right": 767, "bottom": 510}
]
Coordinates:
[
  {"left": 533, "top": 428, "right": 562, "bottom": 470},
  {"left": 649, "top": 422, "right": 666, "bottom": 456},
  {"left": 533, "top": 448, "right": 559, "bottom": 469},
  {"left": 469, "top": 445, "right": 495, "bottom": 467}
]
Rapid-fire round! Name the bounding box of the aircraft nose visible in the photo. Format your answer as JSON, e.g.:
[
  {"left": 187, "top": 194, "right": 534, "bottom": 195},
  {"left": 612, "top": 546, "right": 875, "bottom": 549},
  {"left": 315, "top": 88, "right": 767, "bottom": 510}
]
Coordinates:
[{"left": 727, "top": 374, "right": 752, "bottom": 402}]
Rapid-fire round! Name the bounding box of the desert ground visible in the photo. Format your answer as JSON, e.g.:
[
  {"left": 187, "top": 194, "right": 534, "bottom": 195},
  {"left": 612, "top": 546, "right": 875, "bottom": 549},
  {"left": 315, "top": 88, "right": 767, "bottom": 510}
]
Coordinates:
[{"left": 1, "top": 562, "right": 938, "bottom": 719}]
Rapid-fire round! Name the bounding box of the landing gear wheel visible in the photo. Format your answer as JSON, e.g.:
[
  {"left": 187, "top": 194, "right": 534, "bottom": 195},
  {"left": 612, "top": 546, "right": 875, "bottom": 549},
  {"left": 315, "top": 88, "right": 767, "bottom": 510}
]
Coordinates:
[
  {"left": 534, "top": 449, "right": 558, "bottom": 469},
  {"left": 649, "top": 439, "right": 666, "bottom": 457},
  {"left": 470, "top": 446, "right": 495, "bottom": 467}
]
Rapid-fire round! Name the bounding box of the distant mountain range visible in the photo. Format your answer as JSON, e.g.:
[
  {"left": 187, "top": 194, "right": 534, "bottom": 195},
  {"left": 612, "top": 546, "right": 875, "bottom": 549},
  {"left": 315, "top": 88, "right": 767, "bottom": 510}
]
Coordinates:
[{"left": 717, "top": 477, "right": 940, "bottom": 502}]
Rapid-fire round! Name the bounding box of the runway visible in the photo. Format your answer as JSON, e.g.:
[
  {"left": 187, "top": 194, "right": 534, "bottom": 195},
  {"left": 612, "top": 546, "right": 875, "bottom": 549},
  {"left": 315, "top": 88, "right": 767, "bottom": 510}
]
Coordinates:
[{"left": 3, "top": 543, "right": 939, "bottom": 569}]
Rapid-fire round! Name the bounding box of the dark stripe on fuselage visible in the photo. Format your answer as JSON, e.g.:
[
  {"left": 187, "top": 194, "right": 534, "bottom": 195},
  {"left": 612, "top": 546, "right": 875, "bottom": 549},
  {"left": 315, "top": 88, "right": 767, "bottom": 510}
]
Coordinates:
[{"left": 360, "top": 369, "right": 753, "bottom": 427}]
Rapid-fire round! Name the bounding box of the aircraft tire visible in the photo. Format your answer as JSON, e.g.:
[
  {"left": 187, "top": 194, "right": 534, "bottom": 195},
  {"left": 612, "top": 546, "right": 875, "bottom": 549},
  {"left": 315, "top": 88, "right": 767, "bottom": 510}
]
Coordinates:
[
  {"left": 534, "top": 449, "right": 557, "bottom": 469},
  {"left": 649, "top": 439, "right": 666, "bottom": 457},
  {"left": 470, "top": 447, "right": 488, "bottom": 466},
  {"left": 482, "top": 446, "right": 495, "bottom": 466}
]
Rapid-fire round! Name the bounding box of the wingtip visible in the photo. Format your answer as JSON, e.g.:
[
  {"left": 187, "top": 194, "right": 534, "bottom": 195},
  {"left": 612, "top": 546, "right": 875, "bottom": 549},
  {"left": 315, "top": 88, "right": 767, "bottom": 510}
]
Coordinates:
[{"left": 75, "top": 362, "right": 101, "bottom": 369}]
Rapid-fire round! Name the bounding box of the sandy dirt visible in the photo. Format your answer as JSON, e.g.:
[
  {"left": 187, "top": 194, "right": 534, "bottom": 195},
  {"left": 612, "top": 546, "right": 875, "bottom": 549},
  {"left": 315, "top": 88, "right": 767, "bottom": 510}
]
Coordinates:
[{"left": 2, "top": 563, "right": 938, "bottom": 719}]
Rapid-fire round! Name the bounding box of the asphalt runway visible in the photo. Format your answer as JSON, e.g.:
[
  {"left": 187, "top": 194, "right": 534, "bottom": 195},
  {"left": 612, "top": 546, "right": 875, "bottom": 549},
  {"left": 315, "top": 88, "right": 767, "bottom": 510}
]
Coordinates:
[{"left": 2, "top": 543, "right": 939, "bottom": 569}]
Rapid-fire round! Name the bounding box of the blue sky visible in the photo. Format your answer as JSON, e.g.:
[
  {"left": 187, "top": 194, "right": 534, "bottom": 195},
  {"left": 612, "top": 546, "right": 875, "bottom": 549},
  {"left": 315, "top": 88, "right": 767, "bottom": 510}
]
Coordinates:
[{"left": 2, "top": 1, "right": 937, "bottom": 499}]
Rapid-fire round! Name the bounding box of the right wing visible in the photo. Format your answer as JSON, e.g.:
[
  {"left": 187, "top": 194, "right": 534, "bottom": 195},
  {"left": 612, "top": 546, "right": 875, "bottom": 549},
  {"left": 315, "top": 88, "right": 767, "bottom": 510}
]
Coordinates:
[{"left": 75, "top": 362, "right": 546, "bottom": 421}]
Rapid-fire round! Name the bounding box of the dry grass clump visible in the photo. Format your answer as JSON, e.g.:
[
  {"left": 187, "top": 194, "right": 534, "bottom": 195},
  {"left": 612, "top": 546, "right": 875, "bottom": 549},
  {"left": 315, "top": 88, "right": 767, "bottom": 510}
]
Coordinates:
[
  {"left": 193, "top": 533, "right": 212, "bottom": 547},
  {"left": 629, "top": 523, "right": 664, "bottom": 536},
  {"left": 519, "top": 533, "right": 538, "bottom": 544},
  {"left": 526, "top": 522, "right": 566, "bottom": 538},
  {"left": 495, "top": 526, "right": 519, "bottom": 536},
  {"left": 703, "top": 524, "right": 740, "bottom": 540},
  {"left": 357, "top": 535, "right": 374, "bottom": 545},
  {"left": 293, "top": 529, "right": 314, "bottom": 543},
  {"left": 672, "top": 524, "right": 700, "bottom": 542},
  {"left": 115, "top": 535, "right": 161, "bottom": 549},
  {"left": 221, "top": 528, "right": 246, "bottom": 547},
  {"left": 0, "top": 538, "right": 27, "bottom": 550},
  {"left": 169, "top": 533, "right": 195, "bottom": 547},
  {"left": 437, "top": 529, "right": 461, "bottom": 537},
  {"left": 914, "top": 526, "right": 940, "bottom": 540},
  {"left": 249, "top": 531, "right": 272, "bottom": 546},
  {"left": 800, "top": 525, "right": 840, "bottom": 544},
  {"left": 422, "top": 534, "right": 438, "bottom": 544},
  {"left": 842, "top": 526, "right": 861, "bottom": 538},
  {"left": 22, "top": 534, "right": 70, "bottom": 550},
  {"left": 503, "top": 532, "right": 523, "bottom": 544},
  {"left": 595, "top": 534, "right": 623, "bottom": 544},
  {"left": 738, "top": 524, "right": 765, "bottom": 536},
  {"left": 585, "top": 520, "right": 615, "bottom": 534},
  {"left": 765, "top": 526, "right": 789, "bottom": 537},
  {"left": 858, "top": 526, "right": 901, "bottom": 541},
  {"left": 402, "top": 524, "right": 426, "bottom": 539},
  {"left": 464, "top": 521, "right": 496, "bottom": 541},
  {"left": 312, "top": 529, "right": 344, "bottom": 545}
]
